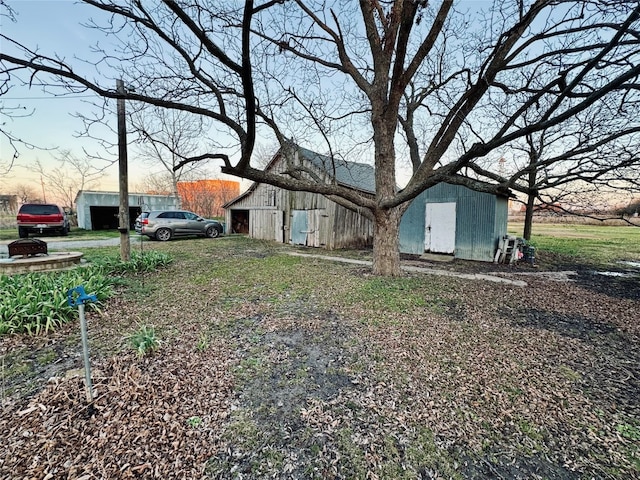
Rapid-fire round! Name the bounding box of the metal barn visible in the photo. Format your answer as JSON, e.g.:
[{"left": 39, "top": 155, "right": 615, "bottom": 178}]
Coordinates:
[
  {"left": 75, "top": 190, "right": 180, "bottom": 230},
  {"left": 223, "top": 146, "right": 374, "bottom": 249},
  {"left": 399, "top": 183, "right": 509, "bottom": 262}
]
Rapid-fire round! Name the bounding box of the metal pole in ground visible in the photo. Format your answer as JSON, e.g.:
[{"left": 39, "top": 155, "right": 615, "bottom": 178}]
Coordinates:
[
  {"left": 68, "top": 286, "right": 98, "bottom": 404},
  {"left": 78, "top": 302, "right": 93, "bottom": 403}
]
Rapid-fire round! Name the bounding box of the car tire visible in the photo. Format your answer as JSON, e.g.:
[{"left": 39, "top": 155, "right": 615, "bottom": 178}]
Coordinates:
[
  {"left": 18, "top": 227, "right": 28, "bottom": 238},
  {"left": 155, "top": 228, "right": 172, "bottom": 242},
  {"left": 206, "top": 226, "right": 220, "bottom": 238}
]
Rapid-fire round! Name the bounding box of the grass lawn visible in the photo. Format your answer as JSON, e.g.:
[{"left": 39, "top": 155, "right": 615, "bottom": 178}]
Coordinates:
[
  {"left": 509, "top": 222, "right": 640, "bottom": 264},
  {"left": 1, "top": 231, "right": 639, "bottom": 478}
]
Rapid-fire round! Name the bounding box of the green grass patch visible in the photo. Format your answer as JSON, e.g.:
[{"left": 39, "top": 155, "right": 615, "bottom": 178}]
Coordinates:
[
  {"left": 352, "top": 277, "right": 440, "bottom": 313},
  {"left": 89, "top": 250, "right": 172, "bottom": 274},
  {"left": 508, "top": 223, "right": 640, "bottom": 263}
]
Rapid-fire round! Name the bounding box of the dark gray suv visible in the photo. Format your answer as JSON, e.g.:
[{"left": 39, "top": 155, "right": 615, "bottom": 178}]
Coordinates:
[{"left": 138, "top": 210, "right": 224, "bottom": 241}]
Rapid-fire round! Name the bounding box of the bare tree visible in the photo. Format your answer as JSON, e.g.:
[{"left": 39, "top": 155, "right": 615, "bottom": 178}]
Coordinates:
[
  {"left": 0, "top": 1, "right": 61, "bottom": 176},
  {"left": 31, "top": 151, "right": 105, "bottom": 210},
  {"left": 13, "top": 183, "right": 40, "bottom": 204},
  {"left": 251, "top": 142, "right": 280, "bottom": 169},
  {"left": 130, "top": 105, "right": 211, "bottom": 200},
  {"left": 2, "top": 1, "right": 640, "bottom": 275},
  {"left": 492, "top": 131, "right": 640, "bottom": 238},
  {"left": 471, "top": 90, "right": 640, "bottom": 238},
  {"left": 132, "top": 171, "right": 175, "bottom": 195}
]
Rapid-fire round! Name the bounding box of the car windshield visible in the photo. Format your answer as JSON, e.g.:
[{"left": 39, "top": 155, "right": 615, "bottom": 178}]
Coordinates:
[{"left": 20, "top": 204, "right": 60, "bottom": 215}]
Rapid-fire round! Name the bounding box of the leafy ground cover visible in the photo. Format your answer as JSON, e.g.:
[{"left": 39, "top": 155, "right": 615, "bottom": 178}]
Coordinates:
[{"left": 1, "top": 233, "right": 639, "bottom": 479}]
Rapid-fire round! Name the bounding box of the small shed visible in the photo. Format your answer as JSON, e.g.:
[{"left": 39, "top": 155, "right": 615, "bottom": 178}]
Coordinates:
[
  {"left": 399, "top": 183, "right": 509, "bottom": 262},
  {"left": 223, "top": 146, "right": 374, "bottom": 249},
  {"left": 75, "top": 190, "right": 180, "bottom": 230}
]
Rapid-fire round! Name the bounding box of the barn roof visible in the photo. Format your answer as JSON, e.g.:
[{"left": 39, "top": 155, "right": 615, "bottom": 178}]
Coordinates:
[
  {"left": 297, "top": 146, "right": 375, "bottom": 193},
  {"left": 223, "top": 145, "right": 375, "bottom": 208}
]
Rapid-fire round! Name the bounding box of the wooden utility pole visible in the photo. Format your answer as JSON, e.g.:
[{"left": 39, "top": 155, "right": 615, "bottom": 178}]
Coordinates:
[{"left": 117, "top": 79, "right": 131, "bottom": 261}]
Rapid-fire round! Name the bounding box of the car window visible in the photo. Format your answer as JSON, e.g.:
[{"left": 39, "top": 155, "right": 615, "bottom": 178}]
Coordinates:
[
  {"left": 157, "top": 212, "right": 176, "bottom": 219},
  {"left": 19, "top": 204, "right": 60, "bottom": 215},
  {"left": 184, "top": 212, "right": 199, "bottom": 220}
]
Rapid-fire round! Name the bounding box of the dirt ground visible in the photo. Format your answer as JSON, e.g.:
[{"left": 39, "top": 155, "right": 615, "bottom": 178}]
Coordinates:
[{"left": 1, "top": 244, "right": 639, "bottom": 479}]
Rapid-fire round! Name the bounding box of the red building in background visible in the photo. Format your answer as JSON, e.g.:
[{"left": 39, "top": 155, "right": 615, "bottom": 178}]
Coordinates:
[{"left": 177, "top": 180, "right": 240, "bottom": 218}]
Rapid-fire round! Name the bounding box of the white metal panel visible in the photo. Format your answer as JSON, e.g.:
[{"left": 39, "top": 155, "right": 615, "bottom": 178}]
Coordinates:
[{"left": 425, "top": 202, "right": 456, "bottom": 253}]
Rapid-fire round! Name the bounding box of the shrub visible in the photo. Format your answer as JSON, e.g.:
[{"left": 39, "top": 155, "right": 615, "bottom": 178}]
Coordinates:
[
  {"left": 0, "top": 251, "right": 172, "bottom": 335},
  {"left": 129, "top": 325, "right": 160, "bottom": 357}
]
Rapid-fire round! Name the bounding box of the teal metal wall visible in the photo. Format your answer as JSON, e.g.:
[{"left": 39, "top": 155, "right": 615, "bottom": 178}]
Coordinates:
[{"left": 399, "top": 183, "right": 508, "bottom": 261}]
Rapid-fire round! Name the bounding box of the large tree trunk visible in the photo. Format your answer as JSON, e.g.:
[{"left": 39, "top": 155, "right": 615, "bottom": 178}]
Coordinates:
[
  {"left": 372, "top": 207, "right": 404, "bottom": 276},
  {"left": 523, "top": 156, "right": 538, "bottom": 241},
  {"left": 523, "top": 191, "right": 536, "bottom": 241}
]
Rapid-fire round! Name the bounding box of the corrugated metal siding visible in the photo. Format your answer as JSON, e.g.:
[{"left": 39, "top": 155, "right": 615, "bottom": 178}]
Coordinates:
[
  {"left": 494, "top": 197, "right": 509, "bottom": 239},
  {"left": 399, "top": 184, "right": 505, "bottom": 262},
  {"left": 399, "top": 197, "right": 426, "bottom": 254},
  {"left": 455, "top": 193, "right": 496, "bottom": 261}
]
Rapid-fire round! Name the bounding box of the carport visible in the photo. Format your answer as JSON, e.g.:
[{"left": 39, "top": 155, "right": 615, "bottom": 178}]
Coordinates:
[
  {"left": 75, "top": 191, "right": 180, "bottom": 230},
  {"left": 89, "top": 205, "right": 141, "bottom": 230}
]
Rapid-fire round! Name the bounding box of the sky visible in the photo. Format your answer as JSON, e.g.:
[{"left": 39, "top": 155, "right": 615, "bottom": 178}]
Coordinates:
[
  {"left": 0, "top": 0, "right": 248, "bottom": 203},
  {"left": 0, "top": 0, "right": 494, "bottom": 204},
  {"left": 3, "top": 1, "right": 635, "bottom": 210}
]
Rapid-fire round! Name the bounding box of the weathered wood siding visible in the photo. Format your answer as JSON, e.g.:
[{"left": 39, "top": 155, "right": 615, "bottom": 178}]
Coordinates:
[
  {"left": 225, "top": 154, "right": 373, "bottom": 249},
  {"left": 328, "top": 203, "right": 373, "bottom": 249},
  {"left": 249, "top": 209, "right": 283, "bottom": 242}
]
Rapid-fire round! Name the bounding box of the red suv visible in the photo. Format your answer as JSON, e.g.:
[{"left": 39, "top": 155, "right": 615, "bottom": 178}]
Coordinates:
[{"left": 16, "top": 203, "right": 70, "bottom": 238}]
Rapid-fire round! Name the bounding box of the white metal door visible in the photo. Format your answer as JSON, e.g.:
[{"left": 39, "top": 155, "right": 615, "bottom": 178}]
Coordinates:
[{"left": 425, "top": 202, "right": 456, "bottom": 254}]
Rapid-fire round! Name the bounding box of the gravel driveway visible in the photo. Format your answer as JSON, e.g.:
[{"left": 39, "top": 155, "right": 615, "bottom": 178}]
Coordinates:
[{"left": 0, "top": 235, "right": 142, "bottom": 256}]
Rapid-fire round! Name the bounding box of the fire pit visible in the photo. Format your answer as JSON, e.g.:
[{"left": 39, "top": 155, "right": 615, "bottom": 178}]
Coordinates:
[{"left": 8, "top": 238, "right": 48, "bottom": 257}]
